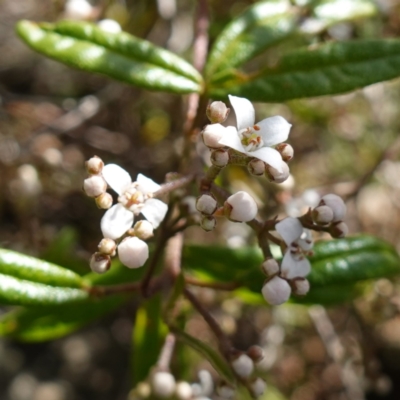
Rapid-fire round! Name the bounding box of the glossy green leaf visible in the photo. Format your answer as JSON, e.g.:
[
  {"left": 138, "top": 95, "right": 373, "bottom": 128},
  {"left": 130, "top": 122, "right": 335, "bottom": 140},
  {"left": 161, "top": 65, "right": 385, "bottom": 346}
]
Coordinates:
[
  {"left": 205, "top": 0, "right": 298, "bottom": 77},
  {"left": 0, "top": 273, "right": 89, "bottom": 306},
  {"left": 0, "top": 295, "right": 125, "bottom": 341},
  {"left": 0, "top": 248, "right": 84, "bottom": 288},
  {"left": 172, "top": 328, "right": 236, "bottom": 385},
  {"left": 208, "top": 39, "right": 400, "bottom": 102},
  {"left": 183, "top": 235, "right": 400, "bottom": 305},
  {"left": 16, "top": 20, "right": 203, "bottom": 94}
]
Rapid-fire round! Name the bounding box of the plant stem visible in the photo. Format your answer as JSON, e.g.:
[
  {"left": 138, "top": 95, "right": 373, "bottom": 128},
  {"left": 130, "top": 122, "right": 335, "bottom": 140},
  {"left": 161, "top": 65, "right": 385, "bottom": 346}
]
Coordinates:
[
  {"left": 200, "top": 165, "right": 224, "bottom": 192},
  {"left": 154, "top": 174, "right": 195, "bottom": 197},
  {"left": 157, "top": 333, "right": 176, "bottom": 371}
]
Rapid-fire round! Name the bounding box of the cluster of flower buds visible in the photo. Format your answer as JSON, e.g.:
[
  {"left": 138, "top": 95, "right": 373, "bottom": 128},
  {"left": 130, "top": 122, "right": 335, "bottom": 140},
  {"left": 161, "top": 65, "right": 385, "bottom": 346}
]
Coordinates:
[
  {"left": 311, "top": 194, "right": 348, "bottom": 238},
  {"left": 83, "top": 157, "right": 168, "bottom": 272},
  {"left": 196, "top": 191, "right": 258, "bottom": 231},
  {"left": 202, "top": 96, "right": 293, "bottom": 184}
]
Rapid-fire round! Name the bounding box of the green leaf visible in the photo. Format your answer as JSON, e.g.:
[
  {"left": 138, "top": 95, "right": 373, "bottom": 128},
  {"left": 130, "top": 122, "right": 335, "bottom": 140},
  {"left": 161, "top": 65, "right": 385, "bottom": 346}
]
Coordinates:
[
  {"left": 205, "top": 0, "right": 298, "bottom": 77},
  {"left": 0, "top": 295, "right": 125, "bottom": 341},
  {"left": 172, "top": 328, "right": 236, "bottom": 385},
  {"left": 0, "top": 248, "right": 85, "bottom": 288},
  {"left": 16, "top": 20, "right": 203, "bottom": 94},
  {"left": 208, "top": 39, "right": 400, "bottom": 102}
]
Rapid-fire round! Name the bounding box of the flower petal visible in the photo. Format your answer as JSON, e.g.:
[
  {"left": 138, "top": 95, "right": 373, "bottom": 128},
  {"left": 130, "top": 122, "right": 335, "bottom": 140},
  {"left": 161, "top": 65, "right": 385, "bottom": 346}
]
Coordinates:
[
  {"left": 101, "top": 204, "right": 134, "bottom": 240},
  {"left": 298, "top": 229, "right": 313, "bottom": 251},
  {"left": 218, "top": 126, "right": 245, "bottom": 152},
  {"left": 229, "top": 95, "right": 255, "bottom": 131},
  {"left": 136, "top": 173, "right": 161, "bottom": 194},
  {"left": 257, "top": 116, "right": 292, "bottom": 147},
  {"left": 102, "top": 164, "right": 131, "bottom": 195},
  {"left": 275, "top": 217, "right": 303, "bottom": 246},
  {"left": 281, "top": 252, "right": 311, "bottom": 279},
  {"left": 141, "top": 199, "right": 168, "bottom": 229},
  {"left": 249, "top": 147, "right": 283, "bottom": 171}
]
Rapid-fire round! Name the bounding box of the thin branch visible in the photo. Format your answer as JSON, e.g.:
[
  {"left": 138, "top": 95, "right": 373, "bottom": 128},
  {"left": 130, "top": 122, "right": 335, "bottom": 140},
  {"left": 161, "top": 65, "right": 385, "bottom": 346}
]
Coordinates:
[
  {"left": 154, "top": 174, "right": 195, "bottom": 197},
  {"left": 157, "top": 333, "right": 176, "bottom": 371},
  {"left": 193, "top": 0, "right": 209, "bottom": 73}
]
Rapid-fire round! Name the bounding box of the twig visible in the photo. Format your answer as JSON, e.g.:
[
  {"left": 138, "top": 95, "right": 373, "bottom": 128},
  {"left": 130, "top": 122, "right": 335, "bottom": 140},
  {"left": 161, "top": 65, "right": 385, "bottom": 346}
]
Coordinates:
[
  {"left": 193, "top": 0, "right": 209, "bottom": 73},
  {"left": 164, "top": 232, "right": 184, "bottom": 278},
  {"left": 154, "top": 174, "right": 195, "bottom": 197},
  {"left": 157, "top": 333, "right": 176, "bottom": 370}
]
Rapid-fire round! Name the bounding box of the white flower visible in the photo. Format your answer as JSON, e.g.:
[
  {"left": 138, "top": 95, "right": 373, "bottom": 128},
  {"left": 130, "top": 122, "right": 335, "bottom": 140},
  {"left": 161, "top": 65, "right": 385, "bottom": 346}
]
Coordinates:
[
  {"left": 100, "top": 164, "right": 168, "bottom": 240},
  {"left": 218, "top": 95, "right": 292, "bottom": 172},
  {"left": 275, "top": 217, "right": 313, "bottom": 280}
]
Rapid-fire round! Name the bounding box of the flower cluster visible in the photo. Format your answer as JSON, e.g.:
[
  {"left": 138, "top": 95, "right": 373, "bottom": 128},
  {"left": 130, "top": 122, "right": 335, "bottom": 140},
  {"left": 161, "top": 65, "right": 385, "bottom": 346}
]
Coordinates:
[{"left": 83, "top": 157, "right": 168, "bottom": 272}]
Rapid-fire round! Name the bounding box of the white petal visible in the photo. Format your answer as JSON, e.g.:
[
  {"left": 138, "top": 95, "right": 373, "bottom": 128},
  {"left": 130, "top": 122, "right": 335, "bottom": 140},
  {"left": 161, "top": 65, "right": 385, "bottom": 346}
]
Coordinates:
[
  {"left": 275, "top": 217, "right": 303, "bottom": 246},
  {"left": 102, "top": 164, "right": 132, "bottom": 195},
  {"left": 136, "top": 173, "right": 161, "bottom": 194},
  {"left": 118, "top": 237, "right": 149, "bottom": 269},
  {"left": 249, "top": 147, "right": 283, "bottom": 171},
  {"left": 229, "top": 95, "right": 255, "bottom": 130},
  {"left": 101, "top": 204, "right": 134, "bottom": 240},
  {"left": 281, "top": 252, "right": 311, "bottom": 279},
  {"left": 218, "top": 126, "right": 245, "bottom": 153},
  {"left": 141, "top": 198, "right": 168, "bottom": 229},
  {"left": 257, "top": 116, "right": 292, "bottom": 147},
  {"left": 297, "top": 229, "right": 314, "bottom": 251}
]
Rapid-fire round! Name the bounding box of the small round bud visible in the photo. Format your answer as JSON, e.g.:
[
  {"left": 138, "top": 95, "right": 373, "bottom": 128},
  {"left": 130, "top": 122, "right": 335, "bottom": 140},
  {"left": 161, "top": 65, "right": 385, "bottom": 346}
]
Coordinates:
[
  {"left": 83, "top": 175, "right": 107, "bottom": 197},
  {"left": 262, "top": 276, "right": 291, "bottom": 305},
  {"left": 276, "top": 143, "right": 294, "bottom": 162},
  {"left": 151, "top": 371, "right": 176, "bottom": 398},
  {"left": 265, "top": 162, "right": 290, "bottom": 184},
  {"left": 206, "top": 101, "right": 230, "bottom": 123},
  {"left": 85, "top": 156, "right": 104, "bottom": 175},
  {"left": 292, "top": 278, "right": 310, "bottom": 296},
  {"left": 95, "top": 192, "right": 113, "bottom": 209},
  {"left": 98, "top": 238, "right": 116, "bottom": 256},
  {"left": 196, "top": 194, "right": 218, "bottom": 215},
  {"left": 201, "top": 216, "right": 216, "bottom": 232},
  {"left": 64, "top": 0, "right": 94, "bottom": 20},
  {"left": 202, "top": 124, "right": 226, "bottom": 148},
  {"left": 90, "top": 252, "right": 111, "bottom": 274},
  {"left": 97, "top": 19, "right": 122, "bottom": 33},
  {"left": 312, "top": 205, "right": 334, "bottom": 225},
  {"left": 217, "top": 385, "right": 235, "bottom": 399},
  {"left": 250, "top": 377, "right": 267, "bottom": 398},
  {"left": 247, "top": 345, "right": 264, "bottom": 363},
  {"left": 175, "top": 381, "right": 193, "bottom": 400},
  {"left": 319, "top": 194, "right": 346, "bottom": 222},
  {"left": 133, "top": 220, "right": 154, "bottom": 240},
  {"left": 224, "top": 191, "right": 258, "bottom": 222},
  {"left": 261, "top": 258, "right": 280, "bottom": 276},
  {"left": 248, "top": 159, "right": 265, "bottom": 176},
  {"left": 211, "top": 149, "right": 229, "bottom": 167},
  {"left": 329, "top": 221, "right": 349, "bottom": 238},
  {"left": 231, "top": 353, "right": 254, "bottom": 378},
  {"left": 118, "top": 237, "right": 149, "bottom": 269}
]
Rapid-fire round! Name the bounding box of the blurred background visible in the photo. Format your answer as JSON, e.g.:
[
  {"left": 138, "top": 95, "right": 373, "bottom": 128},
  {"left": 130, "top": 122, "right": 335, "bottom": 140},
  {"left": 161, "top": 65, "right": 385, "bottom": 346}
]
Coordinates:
[{"left": 2, "top": 0, "right": 400, "bottom": 399}]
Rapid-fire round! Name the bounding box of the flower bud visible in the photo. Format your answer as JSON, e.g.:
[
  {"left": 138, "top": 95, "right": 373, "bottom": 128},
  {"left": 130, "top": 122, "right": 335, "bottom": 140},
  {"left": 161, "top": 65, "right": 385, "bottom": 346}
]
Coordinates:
[
  {"left": 97, "top": 19, "right": 122, "bottom": 33},
  {"left": 206, "top": 101, "right": 229, "bottom": 123},
  {"left": 247, "top": 345, "right": 264, "bottom": 363},
  {"left": 175, "top": 381, "right": 193, "bottom": 400},
  {"left": 98, "top": 238, "right": 116, "bottom": 256},
  {"left": 95, "top": 192, "right": 113, "bottom": 209},
  {"left": 262, "top": 276, "right": 291, "bottom": 305},
  {"left": 90, "top": 252, "right": 111, "bottom": 274},
  {"left": 224, "top": 191, "right": 258, "bottom": 222},
  {"left": 319, "top": 194, "right": 346, "bottom": 222},
  {"left": 118, "top": 237, "right": 149, "bottom": 269},
  {"left": 196, "top": 194, "right": 218, "bottom": 215},
  {"left": 85, "top": 156, "right": 104, "bottom": 175},
  {"left": 201, "top": 216, "right": 216, "bottom": 232},
  {"left": 329, "top": 221, "right": 349, "bottom": 238},
  {"left": 133, "top": 220, "right": 154, "bottom": 240},
  {"left": 64, "top": 0, "right": 94, "bottom": 20},
  {"left": 312, "top": 205, "right": 334, "bottom": 225},
  {"left": 250, "top": 378, "right": 267, "bottom": 398},
  {"left": 231, "top": 353, "right": 254, "bottom": 378},
  {"left": 276, "top": 143, "right": 294, "bottom": 162},
  {"left": 292, "top": 278, "right": 310, "bottom": 296},
  {"left": 202, "top": 124, "right": 227, "bottom": 149},
  {"left": 248, "top": 159, "right": 265, "bottom": 176},
  {"left": 216, "top": 385, "right": 235, "bottom": 399},
  {"left": 211, "top": 149, "right": 229, "bottom": 167},
  {"left": 265, "top": 162, "right": 290, "bottom": 184},
  {"left": 83, "top": 175, "right": 107, "bottom": 197},
  {"left": 261, "top": 258, "right": 280, "bottom": 276},
  {"left": 151, "top": 371, "right": 176, "bottom": 398}
]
